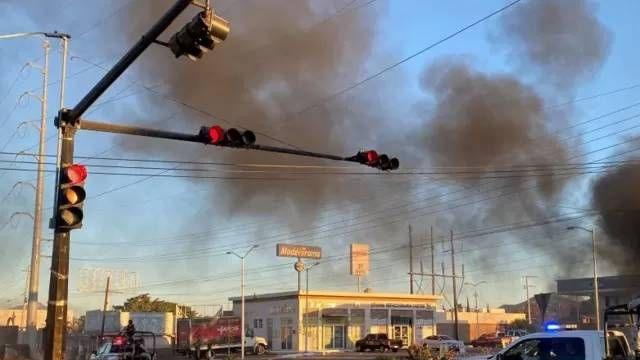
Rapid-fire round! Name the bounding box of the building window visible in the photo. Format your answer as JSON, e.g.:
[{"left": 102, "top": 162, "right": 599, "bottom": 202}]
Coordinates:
[{"left": 253, "top": 318, "right": 263, "bottom": 329}]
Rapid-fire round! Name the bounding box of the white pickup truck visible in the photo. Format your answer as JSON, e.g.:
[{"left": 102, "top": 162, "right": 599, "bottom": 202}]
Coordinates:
[{"left": 488, "top": 329, "right": 633, "bottom": 360}]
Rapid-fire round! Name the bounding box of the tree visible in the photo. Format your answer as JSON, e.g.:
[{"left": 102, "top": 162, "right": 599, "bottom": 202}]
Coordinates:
[{"left": 114, "top": 294, "right": 197, "bottom": 317}]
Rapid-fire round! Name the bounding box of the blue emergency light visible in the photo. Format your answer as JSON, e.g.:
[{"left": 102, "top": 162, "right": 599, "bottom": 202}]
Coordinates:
[{"left": 544, "top": 321, "right": 561, "bottom": 331}]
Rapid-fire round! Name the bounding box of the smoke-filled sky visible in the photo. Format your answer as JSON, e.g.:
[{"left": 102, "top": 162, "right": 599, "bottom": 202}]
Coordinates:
[{"left": 0, "top": 0, "right": 639, "bottom": 314}]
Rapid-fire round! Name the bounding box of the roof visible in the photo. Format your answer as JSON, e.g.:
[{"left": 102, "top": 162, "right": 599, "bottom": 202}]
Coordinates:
[{"left": 230, "top": 290, "right": 441, "bottom": 303}]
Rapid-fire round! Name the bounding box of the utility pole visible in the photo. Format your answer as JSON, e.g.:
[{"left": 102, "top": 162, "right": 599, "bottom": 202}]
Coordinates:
[
  {"left": 464, "top": 281, "right": 486, "bottom": 341},
  {"left": 409, "top": 225, "right": 414, "bottom": 294},
  {"left": 450, "top": 230, "right": 459, "bottom": 340},
  {"left": 591, "top": 228, "right": 600, "bottom": 331},
  {"left": 23, "top": 265, "right": 30, "bottom": 328},
  {"left": 567, "top": 225, "right": 600, "bottom": 330},
  {"left": 26, "top": 40, "right": 49, "bottom": 347},
  {"left": 227, "top": 246, "right": 259, "bottom": 360},
  {"left": 523, "top": 276, "right": 536, "bottom": 325},
  {"left": 431, "top": 226, "right": 435, "bottom": 295},
  {"left": 99, "top": 276, "right": 111, "bottom": 340}
]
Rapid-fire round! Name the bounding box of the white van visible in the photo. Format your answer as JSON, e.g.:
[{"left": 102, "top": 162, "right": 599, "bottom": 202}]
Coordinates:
[{"left": 488, "top": 330, "right": 631, "bottom": 360}]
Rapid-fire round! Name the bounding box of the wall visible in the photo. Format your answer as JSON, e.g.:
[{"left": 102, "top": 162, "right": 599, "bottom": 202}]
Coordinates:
[
  {"left": 0, "top": 309, "right": 71, "bottom": 329},
  {"left": 436, "top": 310, "right": 526, "bottom": 343},
  {"left": 84, "top": 311, "right": 175, "bottom": 348},
  {"left": 233, "top": 297, "right": 299, "bottom": 351}
]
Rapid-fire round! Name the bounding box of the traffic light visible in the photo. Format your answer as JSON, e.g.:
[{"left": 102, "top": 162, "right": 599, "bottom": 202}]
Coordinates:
[
  {"left": 168, "top": 10, "right": 230, "bottom": 60},
  {"left": 200, "top": 125, "right": 256, "bottom": 146},
  {"left": 347, "top": 150, "right": 400, "bottom": 170},
  {"left": 56, "top": 164, "right": 87, "bottom": 230}
]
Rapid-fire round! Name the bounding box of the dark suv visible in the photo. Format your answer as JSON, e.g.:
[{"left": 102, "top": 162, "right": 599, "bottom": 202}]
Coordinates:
[{"left": 355, "top": 333, "right": 403, "bottom": 352}]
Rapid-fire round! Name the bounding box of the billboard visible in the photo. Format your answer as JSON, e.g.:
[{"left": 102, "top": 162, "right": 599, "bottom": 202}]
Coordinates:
[
  {"left": 276, "top": 244, "right": 322, "bottom": 259},
  {"left": 350, "top": 243, "right": 370, "bottom": 276}
]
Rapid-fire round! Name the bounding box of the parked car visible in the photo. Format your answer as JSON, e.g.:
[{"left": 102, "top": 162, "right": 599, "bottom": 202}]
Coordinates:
[
  {"left": 422, "top": 335, "right": 466, "bottom": 353},
  {"left": 505, "top": 329, "right": 527, "bottom": 338},
  {"left": 355, "top": 333, "right": 403, "bottom": 352},
  {"left": 471, "top": 333, "right": 509, "bottom": 348}
]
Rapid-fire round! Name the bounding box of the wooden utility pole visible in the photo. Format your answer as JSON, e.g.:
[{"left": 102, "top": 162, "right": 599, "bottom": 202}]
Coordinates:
[
  {"left": 409, "top": 225, "right": 414, "bottom": 294},
  {"left": 99, "top": 276, "right": 111, "bottom": 340},
  {"left": 450, "top": 230, "right": 459, "bottom": 340},
  {"left": 430, "top": 226, "right": 435, "bottom": 295}
]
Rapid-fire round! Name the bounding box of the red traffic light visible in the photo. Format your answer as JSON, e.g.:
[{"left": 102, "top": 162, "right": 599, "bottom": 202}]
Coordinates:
[
  {"left": 208, "top": 125, "right": 225, "bottom": 144},
  {"left": 65, "top": 164, "right": 87, "bottom": 184},
  {"left": 366, "top": 150, "right": 378, "bottom": 165}
]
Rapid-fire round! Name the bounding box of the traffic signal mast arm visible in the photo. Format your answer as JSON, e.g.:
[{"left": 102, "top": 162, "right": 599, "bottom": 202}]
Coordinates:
[{"left": 78, "top": 118, "right": 399, "bottom": 169}]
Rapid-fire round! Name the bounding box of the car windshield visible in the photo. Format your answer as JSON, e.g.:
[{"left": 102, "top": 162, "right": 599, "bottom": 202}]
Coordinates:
[{"left": 441, "top": 335, "right": 451, "bottom": 340}]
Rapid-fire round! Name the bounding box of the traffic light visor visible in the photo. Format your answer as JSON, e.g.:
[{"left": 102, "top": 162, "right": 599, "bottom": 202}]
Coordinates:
[{"left": 65, "top": 164, "right": 87, "bottom": 184}]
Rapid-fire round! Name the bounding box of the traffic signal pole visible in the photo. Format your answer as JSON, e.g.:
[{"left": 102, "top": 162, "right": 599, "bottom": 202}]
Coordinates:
[
  {"left": 79, "top": 119, "right": 352, "bottom": 162},
  {"left": 45, "top": 2, "right": 192, "bottom": 360},
  {"left": 44, "top": 125, "right": 75, "bottom": 360},
  {"left": 64, "top": 0, "right": 192, "bottom": 122}
]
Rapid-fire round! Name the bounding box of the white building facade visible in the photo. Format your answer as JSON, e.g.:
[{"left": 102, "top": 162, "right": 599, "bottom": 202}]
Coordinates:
[{"left": 230, "top": 291, "right": 440, "bottom": 352}]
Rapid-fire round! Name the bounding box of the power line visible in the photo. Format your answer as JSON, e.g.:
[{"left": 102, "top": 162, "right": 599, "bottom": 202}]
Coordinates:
[{"left": 279, "top": 0, "right": 523, "bottom": 124}]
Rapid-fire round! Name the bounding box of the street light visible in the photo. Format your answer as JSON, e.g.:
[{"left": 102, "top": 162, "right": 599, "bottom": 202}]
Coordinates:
[
  {"left": 304, "top": 262, "right": 320, "bottom": 353},
  {"left": 0, "top": 31, "right": 70, "bottom": 354},
  {"left": 464, "top": 281, "right": 486, "bottom": 340},
  {"left": 227, "top": 245, "right": 259, "bottom": 360},
  {"left": 567, "top": 225, "right": 600, "bottom": 330}
]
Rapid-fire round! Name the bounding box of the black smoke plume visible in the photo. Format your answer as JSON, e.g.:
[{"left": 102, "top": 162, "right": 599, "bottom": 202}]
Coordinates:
[
  {"left": 592, "top": 158, "right": 640, "bottom": 272},
  {"left": 419, "top": 59, "right": 570, "bottom": 222},
  {"left": 493, "top": 0, "right": 611, "bottom": 91}
]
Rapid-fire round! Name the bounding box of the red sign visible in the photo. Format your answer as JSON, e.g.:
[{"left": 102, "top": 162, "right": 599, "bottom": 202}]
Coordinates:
[{"left": 192, "top": 317, "right": 241, "bottom": 345}]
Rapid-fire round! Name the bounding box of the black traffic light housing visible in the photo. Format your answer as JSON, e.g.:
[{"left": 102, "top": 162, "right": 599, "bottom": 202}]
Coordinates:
[
  {"left": 347, "top": 150, "right": 399, "bottom": 170},
  {"left": 56, "top": 164, "right": 87, "bottom": 230},
  {"left": 200, "top": 125, "right": 256, "bottom": 147},
  {"left": 168, "top": 10, "right": 230, "bottom": 60}
]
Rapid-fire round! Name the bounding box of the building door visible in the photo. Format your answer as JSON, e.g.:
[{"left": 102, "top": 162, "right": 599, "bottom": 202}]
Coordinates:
[
  {"left": 266, "top": 318, "right": 273, "bottom": 348},
  {"left": 323, "top": 324, "right": 346, "bottom": 349},
  {"left": 280, "top": 318, "right": 293, "bottom": 350},
  {"left": 393, "top": 325, "right": 411, "bottom": 346}
]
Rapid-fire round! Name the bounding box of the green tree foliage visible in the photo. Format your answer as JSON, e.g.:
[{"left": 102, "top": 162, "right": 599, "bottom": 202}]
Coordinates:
[{"left": 114, "top": 293, "right": 198, "bottom": 317}]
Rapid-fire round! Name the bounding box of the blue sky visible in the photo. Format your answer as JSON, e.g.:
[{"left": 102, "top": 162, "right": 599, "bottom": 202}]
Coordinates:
[{"left": 0, "top": 0, "right": 639, "bottom": 315}]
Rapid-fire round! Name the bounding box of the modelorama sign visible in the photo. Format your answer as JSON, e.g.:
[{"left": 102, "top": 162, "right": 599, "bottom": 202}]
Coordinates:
[{"left": 276, "top": 244, "right": 322, "bottom": 259}]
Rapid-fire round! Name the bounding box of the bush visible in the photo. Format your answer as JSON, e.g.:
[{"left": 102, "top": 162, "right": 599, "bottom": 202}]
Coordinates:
[{"left": 408, "top": 344, "right": 433, "bottom": 360}]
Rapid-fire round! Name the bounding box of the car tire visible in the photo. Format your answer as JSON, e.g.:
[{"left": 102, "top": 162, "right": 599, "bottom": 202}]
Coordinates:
[
  {"left": 255, "top": 344, "right": 266, "bottom": 355},
  {"left": 392, "top": 348, "right": 398, "bottom": 353},
  {"left": 357, "top": 346, "right": 365, "bottom": 352}
]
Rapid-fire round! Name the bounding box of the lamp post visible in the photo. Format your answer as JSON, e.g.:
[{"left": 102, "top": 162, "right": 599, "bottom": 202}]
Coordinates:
[
  {"left": 304, "top": 262, "right": 320, "bottom": 353},
  {"left": 567, "top": 225, "right": 600, "bottom": 330},
  {"left": 227, "top": 245, "right": 259, "bottom": 360},
  {"left": 464, "top": 281, "right": 486, "bottom": 340}
]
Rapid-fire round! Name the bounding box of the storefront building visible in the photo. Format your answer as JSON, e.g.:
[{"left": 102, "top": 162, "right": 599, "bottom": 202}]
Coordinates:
[{"left": 230, "top": 291, "right": 440, "bottom": 352}]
